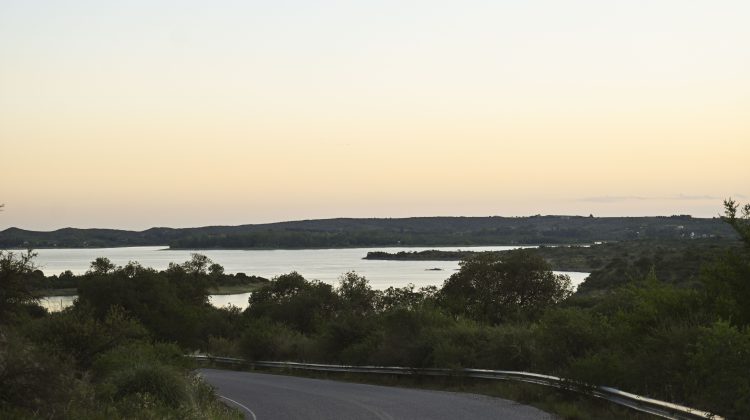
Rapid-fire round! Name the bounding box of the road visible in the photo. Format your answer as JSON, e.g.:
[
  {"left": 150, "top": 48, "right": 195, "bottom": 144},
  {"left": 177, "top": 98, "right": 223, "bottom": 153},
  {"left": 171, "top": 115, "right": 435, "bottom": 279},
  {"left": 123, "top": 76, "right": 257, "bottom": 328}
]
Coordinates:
[{"left": 199, "top": 368, "right": 556, "bottom": 420}]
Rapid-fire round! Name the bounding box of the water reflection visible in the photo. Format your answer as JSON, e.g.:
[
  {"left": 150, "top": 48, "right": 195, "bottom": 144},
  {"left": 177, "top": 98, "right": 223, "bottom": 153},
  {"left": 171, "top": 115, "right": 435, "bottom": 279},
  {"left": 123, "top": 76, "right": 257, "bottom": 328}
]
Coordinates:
[
  {"left": 40, "top": 295, "right": 77, "bottom": 312},
  {"left": 209, "top": 293, "right": 252, "bottom": 309}
]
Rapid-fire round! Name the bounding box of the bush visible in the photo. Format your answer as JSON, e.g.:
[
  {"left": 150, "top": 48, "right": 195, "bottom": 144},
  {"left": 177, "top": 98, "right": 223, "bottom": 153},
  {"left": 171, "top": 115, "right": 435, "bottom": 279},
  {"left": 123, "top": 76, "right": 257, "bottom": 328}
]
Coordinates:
[
  {"left": 0, "top": 327, "right": 83, "bottom": 414},
  {"left": 239, "top": 319, "right": 312, "bottom": 361},
  {"left": 533, "top": 307, "right": 611, "bottom": 372},
  {"left": 317, "top": 313, "right": 377, "bottom": 363},
  {"left": 246, "top": 272, "right": 337, "bottom": 334},
  {"left": 26, "top": 305, "right": 149, "bottom": 368},
  {"left": 108, "top": 364, "right": 188, "bottom": 408},
  {"left": 368, "top": 307, "right": 451, "bottom": 367},
  {"left": 206, "top": 336, "right": 242, "bottom": 357},
  {"left": 92, "top": 342, "right": 185, "bottom": 381},
  {"left": 687, "top": 321, "right": 750, "bottom": 418}
]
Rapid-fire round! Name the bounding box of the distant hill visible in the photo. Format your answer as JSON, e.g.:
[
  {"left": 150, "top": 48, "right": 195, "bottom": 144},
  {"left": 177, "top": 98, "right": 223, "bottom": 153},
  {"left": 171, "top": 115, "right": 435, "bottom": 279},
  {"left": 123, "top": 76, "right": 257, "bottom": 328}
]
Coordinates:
[{"left": 0, "top": 215, "right": 736, "bottom": 249}]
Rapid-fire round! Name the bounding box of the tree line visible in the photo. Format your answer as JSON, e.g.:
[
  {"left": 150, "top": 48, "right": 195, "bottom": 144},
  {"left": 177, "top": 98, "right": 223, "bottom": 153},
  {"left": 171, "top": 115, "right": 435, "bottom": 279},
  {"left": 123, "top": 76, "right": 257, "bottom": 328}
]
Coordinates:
[{"left": 1, "top": 215, "right": 734, "bottom": 248}]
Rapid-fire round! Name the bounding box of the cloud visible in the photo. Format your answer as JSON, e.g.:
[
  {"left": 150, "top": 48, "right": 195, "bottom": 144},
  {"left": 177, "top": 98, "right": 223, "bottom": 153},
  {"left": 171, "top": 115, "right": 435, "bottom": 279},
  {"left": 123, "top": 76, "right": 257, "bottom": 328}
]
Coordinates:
[
  {"left": 673, "top": 194, "right": 723, "bottom": 200},
  {"left": 578, "top": 194, "right": 729, "bottom": 203},
  {"left": 578, "top": 196, "right": 649, "bottom": 203}
]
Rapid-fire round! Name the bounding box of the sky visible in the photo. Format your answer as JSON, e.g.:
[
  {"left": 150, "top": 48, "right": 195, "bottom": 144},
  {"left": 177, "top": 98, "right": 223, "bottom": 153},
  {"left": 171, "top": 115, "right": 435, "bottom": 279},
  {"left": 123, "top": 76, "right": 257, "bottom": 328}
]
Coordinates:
[{"left": 1, "top": 0, "right": 748, "bottom": 230}]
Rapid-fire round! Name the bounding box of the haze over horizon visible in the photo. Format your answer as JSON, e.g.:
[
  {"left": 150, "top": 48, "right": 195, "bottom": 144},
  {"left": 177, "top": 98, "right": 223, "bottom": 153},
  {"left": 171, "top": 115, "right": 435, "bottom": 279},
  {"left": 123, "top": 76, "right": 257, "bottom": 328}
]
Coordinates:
[{"left": 2, "top": 1, "right": 748, "bottom": 230}]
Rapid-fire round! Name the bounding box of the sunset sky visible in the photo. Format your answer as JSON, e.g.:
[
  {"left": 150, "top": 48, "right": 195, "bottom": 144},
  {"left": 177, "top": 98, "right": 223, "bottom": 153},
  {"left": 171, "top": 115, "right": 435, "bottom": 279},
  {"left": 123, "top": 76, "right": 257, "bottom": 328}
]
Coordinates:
[{"left": 1, "top": 1, "right": 748, "bottom": 230}]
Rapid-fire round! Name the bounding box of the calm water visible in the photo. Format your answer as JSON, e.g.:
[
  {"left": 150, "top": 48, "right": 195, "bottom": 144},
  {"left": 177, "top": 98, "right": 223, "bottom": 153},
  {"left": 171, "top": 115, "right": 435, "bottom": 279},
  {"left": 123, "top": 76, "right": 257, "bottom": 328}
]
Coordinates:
[{"left": 32, "top": 246, "right": 589, "bottom": 311}]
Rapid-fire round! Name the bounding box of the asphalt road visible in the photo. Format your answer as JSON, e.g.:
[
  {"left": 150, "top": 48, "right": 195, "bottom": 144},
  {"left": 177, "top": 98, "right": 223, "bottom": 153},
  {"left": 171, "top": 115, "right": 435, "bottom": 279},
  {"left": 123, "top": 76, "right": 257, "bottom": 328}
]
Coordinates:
[{"left": 199, "top": 368, "right": 556, "bottom": 420}]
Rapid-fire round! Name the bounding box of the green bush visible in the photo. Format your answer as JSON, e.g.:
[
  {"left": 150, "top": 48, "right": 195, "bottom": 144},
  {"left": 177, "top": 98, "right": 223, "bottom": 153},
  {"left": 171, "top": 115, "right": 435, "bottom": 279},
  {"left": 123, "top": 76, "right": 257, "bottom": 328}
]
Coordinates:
[
  {"left": 206, "top": 335, "right": 242, "bottom": 357},
  {"left": 687, "top": 321, "right": 750, "bottom": 418},
  {"left": 239, "top": 319, "right": 312, "bottom": 361},
  {"left": 533, "top": 307, "right": 611, "bottom": 371},
  {"left": 317, "top": 313, "right": 377, "bottom": 363},
  {"left": 367, "top": 307, "right": 451, "bottom": 367},
  {"left": 0, "top": 327, "right": 83, "bottom": 415},
  {"left": 26, "top": 305, "right": 149, "bottom": 368},
  {"left": 246, "top": 272, "right": 337, "bottom": 334},
  {"left": 92, "top": 342, "right": 185, "bottom": 381},
  {"left": 108, "top": 364, "right": 188, "bottom": 407}
]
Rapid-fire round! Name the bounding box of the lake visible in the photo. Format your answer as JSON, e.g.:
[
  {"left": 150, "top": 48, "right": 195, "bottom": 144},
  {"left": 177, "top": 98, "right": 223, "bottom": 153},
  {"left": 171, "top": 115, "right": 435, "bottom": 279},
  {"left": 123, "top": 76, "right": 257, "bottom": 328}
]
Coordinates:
[{"left": 32, "top": 246, "right": 589, "bottom": 311}]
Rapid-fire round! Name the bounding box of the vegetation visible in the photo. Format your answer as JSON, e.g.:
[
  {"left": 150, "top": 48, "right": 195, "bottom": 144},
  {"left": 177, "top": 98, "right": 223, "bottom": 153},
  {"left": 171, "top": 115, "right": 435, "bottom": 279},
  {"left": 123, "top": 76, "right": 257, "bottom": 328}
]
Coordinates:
[
  {"left": 0, "top": 253, "right": 242, "bottom": 419},
  {"left": 1, "top": 201, "right": 749, "bottom": 418},
  {"left": 439, "top": 250, "right": 572, "bottom": 324},
  {"left": 199, "top": 201, "right": 748, "bottom": 418},
  {"left": 366, "top": 237, "right": 742, "bottom": 293},
  {"left": 0, "top": 215, "right": 734, "bottom": 249},
  {"left": 18, "top": 262, "right": 267, "bottom": 298}
]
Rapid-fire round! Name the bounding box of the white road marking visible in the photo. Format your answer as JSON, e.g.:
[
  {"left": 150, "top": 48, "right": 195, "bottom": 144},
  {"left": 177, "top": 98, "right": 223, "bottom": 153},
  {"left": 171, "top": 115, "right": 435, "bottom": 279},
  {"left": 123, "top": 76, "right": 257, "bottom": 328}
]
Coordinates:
[{"left": 219, "top": 395, "right": 258, "bottom": 420}]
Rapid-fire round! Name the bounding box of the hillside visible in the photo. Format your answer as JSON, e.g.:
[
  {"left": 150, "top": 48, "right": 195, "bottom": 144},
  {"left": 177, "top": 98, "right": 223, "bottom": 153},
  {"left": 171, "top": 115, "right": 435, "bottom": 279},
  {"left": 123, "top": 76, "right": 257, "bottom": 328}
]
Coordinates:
[{"left": 0, "top": 215, "right": 735, "bottom": 249}]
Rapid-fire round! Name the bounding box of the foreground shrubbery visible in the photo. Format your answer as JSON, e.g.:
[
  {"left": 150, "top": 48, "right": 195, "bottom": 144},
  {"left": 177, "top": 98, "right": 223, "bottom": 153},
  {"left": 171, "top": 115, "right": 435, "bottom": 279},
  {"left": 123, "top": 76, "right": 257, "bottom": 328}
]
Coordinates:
[
  {"left": 0, "top": 312, "right": 241, "bottom": 419},
  {"left": 0, "top": 252, "right": 241, "bottom": 419},
  {"left": 213, "top": 269, "right": 749, "bottom": 418}
]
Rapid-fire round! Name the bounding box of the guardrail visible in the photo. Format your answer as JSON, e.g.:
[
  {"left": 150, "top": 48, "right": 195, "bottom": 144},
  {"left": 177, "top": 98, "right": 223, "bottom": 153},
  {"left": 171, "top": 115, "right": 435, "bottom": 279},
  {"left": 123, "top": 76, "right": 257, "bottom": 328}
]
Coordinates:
[{"left": 190, "top": 354, "right": 721, "bottom": 420}]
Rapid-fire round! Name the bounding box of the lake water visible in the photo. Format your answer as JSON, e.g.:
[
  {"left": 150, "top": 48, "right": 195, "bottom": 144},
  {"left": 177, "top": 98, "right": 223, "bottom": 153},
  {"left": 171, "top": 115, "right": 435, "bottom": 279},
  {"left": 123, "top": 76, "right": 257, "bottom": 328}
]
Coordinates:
[{"left": 31, "top": 246, "right": 589, "bottom": 311}]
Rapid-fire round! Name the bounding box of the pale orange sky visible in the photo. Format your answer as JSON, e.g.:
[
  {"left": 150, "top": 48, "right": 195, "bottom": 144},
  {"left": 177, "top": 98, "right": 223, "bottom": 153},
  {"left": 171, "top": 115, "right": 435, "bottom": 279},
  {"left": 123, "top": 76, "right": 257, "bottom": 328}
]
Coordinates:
[{"left": 1, "top": 1, "right": 748, "bottom": 230}]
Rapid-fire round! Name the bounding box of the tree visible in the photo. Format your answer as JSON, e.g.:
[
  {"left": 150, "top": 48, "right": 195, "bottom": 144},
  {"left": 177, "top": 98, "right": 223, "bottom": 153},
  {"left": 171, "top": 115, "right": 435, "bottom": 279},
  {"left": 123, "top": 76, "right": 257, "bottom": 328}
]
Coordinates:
[
  {"left": 246, "top": 272, "right": 337, "bottom": 334},
  {"left": 0, "top": 250, "right": 39, "bottom": 321},
  {"left": 701, "top": 199, "right": 750, "bottom": 326},
  {"left": 722, "top": 198, "right": 750, "bottom": 246},
  {"left": 208, "top": 263, "right": 225, "bottom": 277},
  {"left": 89, "top": 257, "right": 116, "bottom": 274},
  {"left": 377, "top": 284, "right": 438, "bottom": 311},
  {"left": 182, "top": 253, "right": 212, "bottom": 275},
  {"left": 440, "top": 249, "right": 572, "bottom": 323},
  {"left": 336, "top": 272, "right": 377, "bottom": 316}
]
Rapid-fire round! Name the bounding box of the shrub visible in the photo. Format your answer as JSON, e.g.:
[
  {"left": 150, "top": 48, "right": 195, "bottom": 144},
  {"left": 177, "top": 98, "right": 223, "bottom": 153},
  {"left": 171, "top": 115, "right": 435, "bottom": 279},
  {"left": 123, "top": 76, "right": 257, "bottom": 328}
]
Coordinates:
[
  {"left": 239, "top": 319, "right": 311, "bottom": 361},
  {"left": 108, "top": 364, "right": 188, "bottom": 408},
  {"left": 26, "top": 305, "right": 149, "bottom": 368},
  {"left": 246, "top": 272, "right": 337, "bottom": 334},
  {"left": 0, "top": 327, "right": 82, "bottom": 414},
  {"left": 368, "top": 307, "right": 451, "bottom": 367},
  {"left": 687, "top": 321, "right": 750, "bottom": 418},
  {"left": 533, "top": 307, "right": 611, "bottom": 372},
  {"left": 92, "top": 342, "right": 185, "bottom": 381}
]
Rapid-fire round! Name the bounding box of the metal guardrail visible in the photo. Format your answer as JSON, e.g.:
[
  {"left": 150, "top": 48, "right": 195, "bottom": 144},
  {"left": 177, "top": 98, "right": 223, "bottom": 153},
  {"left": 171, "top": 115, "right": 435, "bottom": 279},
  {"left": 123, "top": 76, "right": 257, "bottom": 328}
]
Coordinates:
[{"left": 190, "top": 354, "right": 721, "bottom": 420}]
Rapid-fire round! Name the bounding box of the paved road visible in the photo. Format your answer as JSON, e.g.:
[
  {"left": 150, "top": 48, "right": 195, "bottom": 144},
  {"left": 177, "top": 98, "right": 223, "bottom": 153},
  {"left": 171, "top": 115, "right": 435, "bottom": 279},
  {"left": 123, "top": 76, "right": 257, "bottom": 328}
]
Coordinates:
[{"left": 199, "top": 368, "right": 556, "bottom": 420}]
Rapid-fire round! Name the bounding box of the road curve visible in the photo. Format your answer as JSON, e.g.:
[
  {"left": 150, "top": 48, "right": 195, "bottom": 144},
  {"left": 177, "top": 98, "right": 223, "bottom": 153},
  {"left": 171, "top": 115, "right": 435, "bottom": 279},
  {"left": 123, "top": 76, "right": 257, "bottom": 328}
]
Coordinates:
[{"left": 199, "top": 368, "right": 556, "bottom": 420}]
